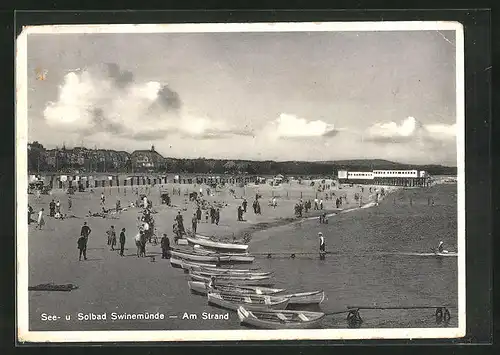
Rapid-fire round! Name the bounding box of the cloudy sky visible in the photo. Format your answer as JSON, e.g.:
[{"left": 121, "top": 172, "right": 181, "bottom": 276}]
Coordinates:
[{"left": 27, "top": 29, "right": 458, "bottom": 165}]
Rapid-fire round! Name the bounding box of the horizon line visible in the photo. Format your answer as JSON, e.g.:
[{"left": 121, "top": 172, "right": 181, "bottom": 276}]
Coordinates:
[{"left": 28, "top": 142, "right": 457, "bottom": 168}]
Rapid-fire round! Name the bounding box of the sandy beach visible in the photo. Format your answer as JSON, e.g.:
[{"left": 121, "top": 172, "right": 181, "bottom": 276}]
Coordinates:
[{"left": 26, "top": 179, "right": 457, "bottom": 331}]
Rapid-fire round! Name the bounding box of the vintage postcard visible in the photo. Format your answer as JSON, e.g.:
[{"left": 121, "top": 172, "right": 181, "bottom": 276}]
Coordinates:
[{"left": 16, "top": 21, "right": 465, "bottom": 342}]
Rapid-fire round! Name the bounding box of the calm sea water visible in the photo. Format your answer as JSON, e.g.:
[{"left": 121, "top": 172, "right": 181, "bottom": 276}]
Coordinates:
[{"left": 28, "top": 184, "right": 458, "bottom": 331}]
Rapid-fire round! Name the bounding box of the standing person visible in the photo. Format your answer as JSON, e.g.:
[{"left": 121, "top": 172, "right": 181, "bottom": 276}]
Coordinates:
[
  {"left": 319, "top": 199, "right": 323, "bottom": 210},
  {"left": 242, "top": 198, "right": 248, "bottom": 213},
  {"left": 272, "top": 197, "right": 277, "bottom": 208},
  {"left": 161, "top": 234, "right": 170, "bottom": 259},
  {"left": 143, "top": 195, "right": 148, "bottom": 209},
  {"left": 77, "top": 235, "right": 87, "bottom": 261},
  {"left": 116, "top": 199, "right": 121, "bottom": 212},
  {"left": 210, "top": 207, "right": 215, "bottom": 224},
  {"left": 119, "top": 228, "right": 126, "bottom": 256},
  {"left": 80, "top": 222, "right": 91, "bottom": 260},
  {"left": 314, "top": 198, "right": 319, "bottom": 210},
  {"left": 252, "top": 199, "right": 258, "bottom": 214},
  {"left": 55, "top": 200, "right": 61, "bottom": 214},
  {"left": 49, "top": 199, "right": 56, "bottom": 217},
  {"left": 437, "top": 241, "right": 445, "bottom": 253},
  {"left": 215, "top": 208, "right": 220, "bottom": 225},
  {"left": 37, "top": 208, "right": 45, "bottom": 230},
  {"left": 109, "top": 226, "right": 117, "bottom": 251},
  {"left": 142, "top": 220, "right": 150, "bottom": 242},
  {"left": 192, "top": 213, "right": 198, "bottom": 234},
  {"left": 319, "top": 232, "right": 326, "bottom": 259},
  {"left": 172, "top": 222, "right": 180, "bottom": 243},
  {"left": 68, "top": 196, "right": 72, "bottom": 211},
  {"left": 100, "top": 192, "right": 105, "bottom": 206},
  {"left": 175, "top": 211, "right": 185, "bottom": 235},
  {"left": 196, "top": 206, "right": 202, "bottom": 222},
  {"left": 106, "top": 226, "right": 113, "bottom": 246},
  {"left": 134, "top": 231, "right": 142, "bottom": 257},
  {"left": 237, "top": 205, "right": 243, "bottom": 221}
]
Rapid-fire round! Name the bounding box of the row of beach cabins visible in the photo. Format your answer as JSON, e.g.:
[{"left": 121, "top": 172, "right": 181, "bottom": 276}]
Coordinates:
[
  {"left": 168, "top": 234, "right": 329, "bottom": 329},
  {"left": 29, "top": 174, "right": 270, "bottom": 190}
]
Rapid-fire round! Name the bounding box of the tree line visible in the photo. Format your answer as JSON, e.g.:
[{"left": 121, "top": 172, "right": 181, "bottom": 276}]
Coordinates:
[{"left": 27, "top": 142, "right": 457, "bottom": 176}]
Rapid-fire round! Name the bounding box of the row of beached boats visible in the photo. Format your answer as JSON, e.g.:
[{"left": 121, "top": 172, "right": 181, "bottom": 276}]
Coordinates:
[{"left": 169, "top": 234, "right": 327, "bottom": 329}]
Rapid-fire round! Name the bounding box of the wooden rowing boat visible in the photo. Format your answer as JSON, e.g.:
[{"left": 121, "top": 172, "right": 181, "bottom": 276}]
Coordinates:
[
  {"left": 189, "top": 272, "right": 274, "bottom": 286},
  {"left": 237, "top": 306, "right": 325, "bottom": 329},
  {"left": 188, "top": 281, "right": 285, "bottom": 296},
  {"left": 171, "top": 247, "right": 255, "bottom": 263},
  {"left": 188, "top": 269, "right": 272, "bottom": 277},
  {"left": 185, "top": 265, "right": 261, "bottom": 273},
  {"left": 177, "top": 259, "right": 218, "bottom": 269},
  {"left": 208, "top": 292, "right": 289, "bottom": 311},
  {"left": 282, "top": 290, "right": 325, "bottom": 305},
  {"left": 170, "top": 249, "right": 232, "bottom": 263},
  {"left": 187, "top": 236, "right": 249, "bottom": 252},
  {"left": 171, "top": 257, "right": 217, "bottom": 269}
]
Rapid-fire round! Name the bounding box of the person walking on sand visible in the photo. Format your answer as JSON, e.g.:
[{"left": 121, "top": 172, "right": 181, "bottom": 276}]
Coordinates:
[
  {"left": 49, "top": 199, "right": 56, "bottom": 217},
  {"left": 192, "top": 213, "right": 198, "bottom": 234},
  {"left": 215, "top": 208, "right": 220, "bottom": 225},
  {"left": 319, "top": 232, "right": 326, "bottom": 258},
  {"left": 80, "top": 222, "right": 91, "bottom": 260},
  {"left": 161, "top": 234, "right": 170, "bottom": 259},
  {"left": 319, "top": 199, "right": 324, "bottom": 210},
  {"left": 101, "top": 192, "right": 105, "bottom": 206},
  {"left": 242, "top": 198, "right": 248, "bottom": 213},
  {"left": 119, "top": 228, "right": 126, "bottom": 256},
  {"left": 68, "top": 196, "right": 72, "bottom": 211},
  {"left": 37, "top": 208, "right": 45, "bottom": 230},
  {"left": 109, "top": 226, "right": 117, "bottom": 251},
  {"left": 55, "top": 200, "right": 61, "bottom": 214},
  {"left": 314, "top": 198, "right": 319, "bottom": 210},
  {"left": 237, "top": 205, "right": 243, "bottom": 221}
]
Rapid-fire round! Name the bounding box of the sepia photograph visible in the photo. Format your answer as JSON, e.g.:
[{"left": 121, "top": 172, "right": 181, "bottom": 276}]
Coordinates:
[{"left": 16, "top": 21, "right": 465, "bottom": 342}]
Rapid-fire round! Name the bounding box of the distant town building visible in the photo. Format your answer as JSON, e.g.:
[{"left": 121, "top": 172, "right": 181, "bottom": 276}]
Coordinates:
[
  {"left": 130, "top": 145, "right": 167, "bottom": 171},
  {"left": 337, "top": 169, "right": 430, "bottom": 187}
]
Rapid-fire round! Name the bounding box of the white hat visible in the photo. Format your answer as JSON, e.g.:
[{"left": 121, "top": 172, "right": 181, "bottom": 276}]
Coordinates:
[{"left": 318, "top": 232, "right": 323, "bottom": 235}]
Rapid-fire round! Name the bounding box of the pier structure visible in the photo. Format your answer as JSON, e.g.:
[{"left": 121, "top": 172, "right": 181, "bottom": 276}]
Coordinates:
[{"left": 337, "top": 169, "right": 431, "bottom": 187}]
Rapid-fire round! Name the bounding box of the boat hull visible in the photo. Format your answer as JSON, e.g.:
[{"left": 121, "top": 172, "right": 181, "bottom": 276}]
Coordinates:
[
  {"left": 188, "top": 281, "right": 284, "bottom": 296},
  {"left": 282, "top": 291, "right": 325, "bottom": 305},
  {"left": 190, "top": 273, "right": 274, "bottom": 286},
  {"left": 170, "top": 250, "right": 231, "bottom": 263},
  {"left": 187, "top": 236, "right": 249, "bottom": 252},
  {"left": 237, "top": 307, "right": 325, "bottom": 329},
  {"left": 180, "top": 260, "right": 218, "bottom": 269},
  {"left": 191, "top": 270, "right": 272, "bottom": 278},
  {"left": 208, "top": 293, "right": 289, "bottom": 312}
]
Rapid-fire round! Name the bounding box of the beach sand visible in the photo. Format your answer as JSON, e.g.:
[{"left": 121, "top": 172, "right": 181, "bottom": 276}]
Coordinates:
[{"left": 26, "top": 180, "right": 424, "bottom": 331}]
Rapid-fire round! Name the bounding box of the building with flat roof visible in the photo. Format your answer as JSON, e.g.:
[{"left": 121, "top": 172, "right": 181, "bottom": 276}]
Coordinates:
[{"left": 337, "top": 169, "right": 430, "bottom": 187}]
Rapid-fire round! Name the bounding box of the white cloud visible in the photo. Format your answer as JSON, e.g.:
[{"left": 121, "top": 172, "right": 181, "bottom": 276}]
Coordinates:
[
  {"left": 266, "top": 113, "right": 337, "bottom": 139},
  {"left": 365, "top": 116, "right": 456, "bottom": 143},
  {"left": 42, "top": 65, "right": 243, "bottom": 141}
]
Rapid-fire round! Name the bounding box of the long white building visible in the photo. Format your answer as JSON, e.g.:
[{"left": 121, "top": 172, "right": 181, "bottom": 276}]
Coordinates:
[{"left": 337, "top": 169, "right": 430, "bottom": 187}]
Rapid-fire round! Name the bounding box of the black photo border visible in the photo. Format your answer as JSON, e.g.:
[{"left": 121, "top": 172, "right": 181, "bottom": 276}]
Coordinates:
[{"left": 1, "top": 6, "right": 493, "bottom": 353}]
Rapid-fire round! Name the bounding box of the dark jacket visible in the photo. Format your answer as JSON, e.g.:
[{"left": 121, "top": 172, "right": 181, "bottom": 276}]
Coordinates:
[
  {"left": 119, "top": 231, "right": 126, "bottom": 244},
  {"left": 161, "top": 237, "right": 170, "bottom": 249},
  {"left": 80, "top": 225, "right": 91, "bottom": 237}
]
